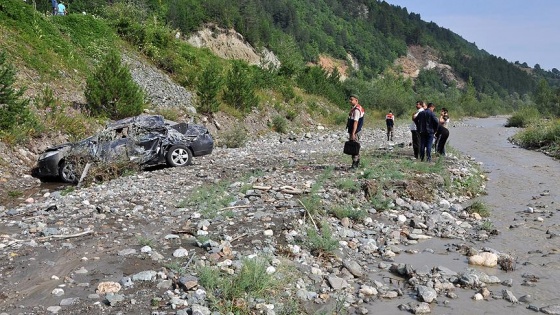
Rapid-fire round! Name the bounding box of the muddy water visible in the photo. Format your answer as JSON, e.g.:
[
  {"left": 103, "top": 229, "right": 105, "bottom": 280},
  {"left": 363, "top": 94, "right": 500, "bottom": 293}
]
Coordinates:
[
  {"left": 450, "top": 117, "right": 560, "bottom": 307},
  {"left": 364, "top": 117, "right": 560, "bottom": 315}
]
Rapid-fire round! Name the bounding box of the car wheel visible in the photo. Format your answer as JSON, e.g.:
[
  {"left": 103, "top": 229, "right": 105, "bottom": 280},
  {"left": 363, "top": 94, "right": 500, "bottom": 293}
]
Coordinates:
[
  {"left": 59, "top": 160, "right": 78, "bottom": 184},
  {"left": 166, "top": 144, "right": 192, "bottom": 167}
]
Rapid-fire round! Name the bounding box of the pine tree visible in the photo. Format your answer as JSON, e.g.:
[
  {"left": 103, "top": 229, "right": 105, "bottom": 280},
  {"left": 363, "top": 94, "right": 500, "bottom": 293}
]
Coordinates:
[
  {"left": 0, "top": 50, "right": 32, "bottom": 131},
  {"left": 85, "top": 51, "right": 144, "bottom": 119}
]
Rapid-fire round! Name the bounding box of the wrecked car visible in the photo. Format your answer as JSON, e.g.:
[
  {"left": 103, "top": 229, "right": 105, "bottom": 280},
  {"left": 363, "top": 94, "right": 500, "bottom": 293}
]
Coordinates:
[{"left": 32, "top": 115, "right": 214, "bottom": 183}]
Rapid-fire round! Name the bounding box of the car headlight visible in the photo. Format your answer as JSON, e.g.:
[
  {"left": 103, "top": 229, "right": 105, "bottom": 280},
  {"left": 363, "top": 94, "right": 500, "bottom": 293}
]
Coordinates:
[{"left": 39, "top": 151, "right": 60, "bottom": 160}]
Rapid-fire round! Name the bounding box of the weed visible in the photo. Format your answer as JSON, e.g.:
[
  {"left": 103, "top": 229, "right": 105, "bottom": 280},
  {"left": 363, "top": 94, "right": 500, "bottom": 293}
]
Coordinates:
[
  {"left": 467, "top": 200, "right": 490, "bottom": 217},
  {"left": 219, "top": 125, "right": 248, "bottom": 148},
  {"left": 329, "top": 205, "right": 367, "bottom": 221},
  {"left": 60, "top": 187, "right": 75, "bottom": 196},
  {"left": 306, "top": 223, "right": 339, "bottom": 254},
  {"left": 369, "top": 192, "right": 392, "bottom": 212},
  {"left": 137, "top": 236, "right": 154, "bottom": 247},
  {"left": 336, "top": 178, "right": 359, "bottom": 193},
  {"left": 479, "top": 220, "right": 494, "bottom": 231},
  {"left": 7, "top": 190, "right": 23, "bottom": 198},
  {"left": 179, "top": 181, "right": 235, "bottom": 219},
  {"left": 164, "top": 260, "right": 186, "bottom": 274},
  {"left": 198, "top": 256, "right": 281, "bottom": 314},
  {"left": 271, "top": 115, "right": 288, "bottom": 133}
]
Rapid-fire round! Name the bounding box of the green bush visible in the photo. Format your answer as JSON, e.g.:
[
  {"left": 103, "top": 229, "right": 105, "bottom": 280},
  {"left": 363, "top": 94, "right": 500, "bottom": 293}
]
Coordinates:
[
  {"left": 222, "top": 60, "right": 258, "bottom": 113},
  {"left": 196, "top": 61, "right": 223, "bottom": 114},
  {"left": 198, "top": 257, "right": 280, "bottom": 314},
  {"left": 271, "top": 115, "right": 288, "bottom": 133},
  {"left": 85, "top": 51, "right": 145, "bottom": 119},
  {"left": 219, "top": 125, "right": 248, "bottom": 148},
  {"left": 505, "top": 106, "right": 540, "bottom": 127},
  {"left": 512, "top": 118, "right": 560, "bottom": 157},
  {"left": 0, "top": 50, "right": 37, "bottom": 141},
  {"left": 306, "top": 223, "right": 339, "bottom": 254}
]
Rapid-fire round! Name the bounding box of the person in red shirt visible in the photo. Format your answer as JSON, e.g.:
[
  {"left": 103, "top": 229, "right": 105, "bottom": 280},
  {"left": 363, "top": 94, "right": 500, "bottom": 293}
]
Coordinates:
[{"left": 385, "top": 111, "right": 394, "bottom": 141}]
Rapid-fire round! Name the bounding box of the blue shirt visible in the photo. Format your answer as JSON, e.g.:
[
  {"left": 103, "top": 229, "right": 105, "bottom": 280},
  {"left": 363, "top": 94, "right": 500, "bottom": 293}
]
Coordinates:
[{"left": 57, "top": 3, "right": 66, "bottom": 15}]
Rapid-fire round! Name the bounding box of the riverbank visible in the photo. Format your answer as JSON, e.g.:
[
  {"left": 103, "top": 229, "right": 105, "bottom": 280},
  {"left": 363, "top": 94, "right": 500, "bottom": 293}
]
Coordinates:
[{"left": 1, "top": 121, "right": 558, "bottom": 315}]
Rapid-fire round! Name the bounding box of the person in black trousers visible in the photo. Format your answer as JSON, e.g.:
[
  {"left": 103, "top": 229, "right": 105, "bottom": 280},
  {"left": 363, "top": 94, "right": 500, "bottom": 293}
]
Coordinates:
[
  {"left": 414, "top": 102, "right": 439, "bottom": 162},
  {"left": 410, "top": 101, "right": 425, "bottom": 159}
]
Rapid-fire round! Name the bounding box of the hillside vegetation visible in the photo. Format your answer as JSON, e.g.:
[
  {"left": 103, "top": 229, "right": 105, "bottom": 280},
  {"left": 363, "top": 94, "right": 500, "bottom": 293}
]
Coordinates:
[{"left": 1, "top": 0, "right": 559, "bottom": 155}]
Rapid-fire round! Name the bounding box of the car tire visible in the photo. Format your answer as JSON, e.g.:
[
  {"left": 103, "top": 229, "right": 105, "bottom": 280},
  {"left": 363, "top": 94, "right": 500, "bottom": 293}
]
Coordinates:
[
  {"left": 166, "top": 144, "right": 192, "bottom": 167},
  {"left": 59, "top": 160, "right": 78, "bottom": 184}
]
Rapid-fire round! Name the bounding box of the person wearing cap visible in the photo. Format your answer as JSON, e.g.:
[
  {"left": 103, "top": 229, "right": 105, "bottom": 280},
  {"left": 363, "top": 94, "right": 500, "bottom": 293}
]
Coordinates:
[
  {"left": 414, "top": 102, "right": 439, "bottom": 162},
  {"left": 347, "top": 94, "right": 365, "bottom": 169}
]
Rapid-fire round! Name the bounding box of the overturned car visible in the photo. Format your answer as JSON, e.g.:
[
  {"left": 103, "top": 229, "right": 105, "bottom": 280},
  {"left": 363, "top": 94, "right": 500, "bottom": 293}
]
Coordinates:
[{"left": 32, "top": 115, "right": 214, "bottom": 183}]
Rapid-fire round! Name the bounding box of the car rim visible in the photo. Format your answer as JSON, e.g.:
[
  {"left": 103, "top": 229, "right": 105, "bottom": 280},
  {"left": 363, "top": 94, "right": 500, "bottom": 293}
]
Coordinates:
[
  {"left": 171, "top": 148, "right": 189, "bottom": 165},
  {"left": 62, "top": 163, "right": 76, "bottom": 182}
]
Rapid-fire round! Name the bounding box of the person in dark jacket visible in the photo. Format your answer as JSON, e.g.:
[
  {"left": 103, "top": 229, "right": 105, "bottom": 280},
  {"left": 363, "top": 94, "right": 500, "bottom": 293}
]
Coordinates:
[
  {"left": 346, "top": 94, "right": 365, "bottom": 169},
  {"left": 414, "top": 102, "right": 439, "bottom": 162}
]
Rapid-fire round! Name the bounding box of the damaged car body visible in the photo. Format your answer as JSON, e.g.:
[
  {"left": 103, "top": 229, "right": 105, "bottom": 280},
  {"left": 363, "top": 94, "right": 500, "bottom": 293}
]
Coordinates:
[{"left": 32, "top": 115, "right": 214, "bottom": 183}]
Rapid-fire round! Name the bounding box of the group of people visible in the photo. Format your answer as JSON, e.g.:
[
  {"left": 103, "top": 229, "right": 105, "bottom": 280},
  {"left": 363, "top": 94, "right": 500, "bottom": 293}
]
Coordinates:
[
  {"left": 345, "top": 95, "right": 450, "bottom": 169},
  {"left": 410, "top": 101, "right": 449, "bottom": 162},
  {"left": 51, "top": 0, "right": 67, "bottom": 15}
]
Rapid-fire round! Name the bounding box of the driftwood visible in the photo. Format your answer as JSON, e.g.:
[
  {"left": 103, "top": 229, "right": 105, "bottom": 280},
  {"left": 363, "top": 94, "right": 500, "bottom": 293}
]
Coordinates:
[
  {"left": 2, "top": 230, "right": 94, "bottom": 247},
  {"left": 218, "top": 205, "right": 252, "bottom": 211},
  {"left": 298, "top": 199, "right": 318, "bottom": 231},
  {"left": 37, "top": 229, "right": 94, "bottom": 241}
]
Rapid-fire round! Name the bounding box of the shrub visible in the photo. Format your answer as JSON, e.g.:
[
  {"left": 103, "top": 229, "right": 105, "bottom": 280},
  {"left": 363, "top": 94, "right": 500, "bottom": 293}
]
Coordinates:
[
  {"left": 306, "top": 223, "right": 339, "bottom": 254},
  {"left": 329, "top": 205, "right": 367, "bottom": 221},
  {"left": 85, "top": 51, "right": 145, "bottom": 119},
  {"left": 0, "top": 50, "right": 34, "bottom": 133},
  {"left": 271, "top": 115, "right": 287, "bottom": 133},
  {"left": 198, "top": 257, "right": 280, "bottom": 314},
  {"left": 505, "top": 106, "right": 540, "bottom": 127},
  {"left": 222, "top": 60, "right": 258, "bottom": 113},
  {"left": 219, "top": 125, "right": 248, "bottom": 148},
  {"left": 196, "top": 61, "right": 223, "bottom": 114},
  {"left": 467, "top": 200, "right": 490, "bottom": 217}
]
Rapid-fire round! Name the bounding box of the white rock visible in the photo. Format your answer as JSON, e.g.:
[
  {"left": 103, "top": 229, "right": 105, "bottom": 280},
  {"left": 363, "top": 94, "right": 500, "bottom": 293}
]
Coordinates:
[{"left": 468, "top": 252, "right": 498, "bottom": 267}]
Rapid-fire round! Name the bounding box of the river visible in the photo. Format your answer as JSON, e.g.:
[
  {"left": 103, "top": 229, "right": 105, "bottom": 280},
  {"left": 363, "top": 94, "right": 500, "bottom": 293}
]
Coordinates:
[{"left": 442, "top": 117, "right": 559, "bottom": 314}]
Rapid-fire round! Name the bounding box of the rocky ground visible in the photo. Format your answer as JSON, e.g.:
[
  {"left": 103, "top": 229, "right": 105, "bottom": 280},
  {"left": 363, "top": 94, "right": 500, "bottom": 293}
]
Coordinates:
[{"left": 3, "top": 124, "right": 555, "bottom": 315}]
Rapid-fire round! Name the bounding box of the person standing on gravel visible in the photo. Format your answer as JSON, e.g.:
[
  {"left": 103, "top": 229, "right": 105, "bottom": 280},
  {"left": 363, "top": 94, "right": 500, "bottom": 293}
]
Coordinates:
[
  {"left": 410, "top": 101, "right": 424, "bottom": 159},
  {"left": 385, "top": 110, "right": 394, "bottom": 141},
  {"left": 435, "top": 107, "right": 450, "bottom": 156},
  {"left": 414, "top": 102, "right": 439, "bottom": 162},
  {"left": 347, "top": 94, "right": 365, "bottom": 169}
]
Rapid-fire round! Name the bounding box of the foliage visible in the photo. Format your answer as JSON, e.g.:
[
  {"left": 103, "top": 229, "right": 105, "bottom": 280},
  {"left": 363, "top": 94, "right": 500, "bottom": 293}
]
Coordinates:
[
  {"left": 179, "top": 181, "right": 235, "bottom": 218},
  {"left": 0, "top": 50, "right": 37, "bottom": 141},
  {"left": 35, "top": 87, "right": 99, "bottom": 141},
  {"left": 222, "top": 60, "right": 259, "bottom": 112},
  {"left": 219, "top": 125, "right": 248, "bottom": 148},
  {"left": 306, "top": 223, "right": 339, "bottom": 254},
  {"left": 198, "top": 257, "right": 281, "bottom": 314},
  {"left": 271, "top": 115, "right": 288, "bottom": 133},
  {"left": 505, "top": 106, "right": 541, "bottom": 128},
  {"left": 467, "top": 200, "right": 490, "bottom": 218},
  {"left": 511, "top": 118, "right": 560, "bottom": 158},
  {"left": 328, "top": 205, "right": 367, "bottom": 221},
  {"left": 85, "top": 51, "right": 145, "bottom": 119},
  {"left": 196, "top": 61, "right": 223, "bottom": 114}
]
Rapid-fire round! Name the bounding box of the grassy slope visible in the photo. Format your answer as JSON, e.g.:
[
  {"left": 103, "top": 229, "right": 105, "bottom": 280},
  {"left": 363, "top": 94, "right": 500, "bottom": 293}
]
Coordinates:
[{"left": 0, "top": 0, "right": 120, "bottom": 95}]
